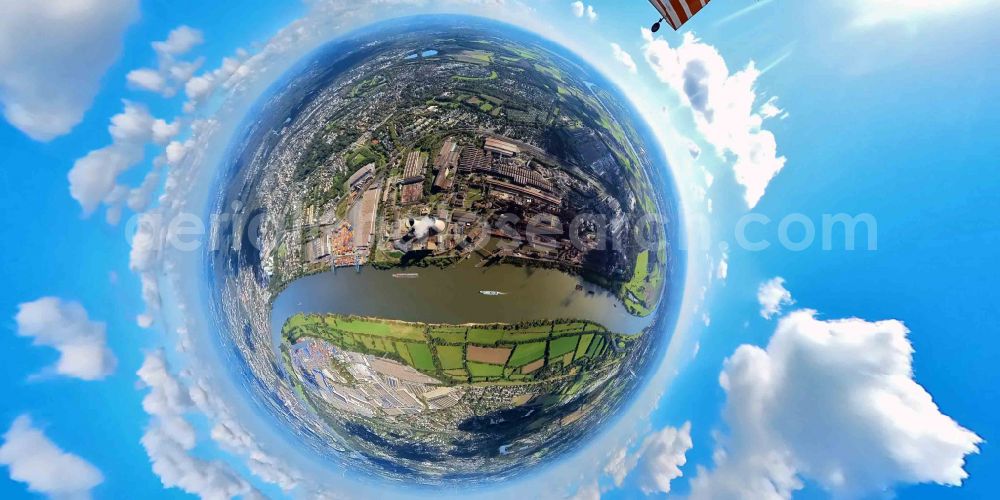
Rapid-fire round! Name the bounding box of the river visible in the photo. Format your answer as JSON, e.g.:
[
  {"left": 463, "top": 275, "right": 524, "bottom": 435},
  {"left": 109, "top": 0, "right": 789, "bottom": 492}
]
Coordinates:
[{"left": 270, "top": 259, "right": 657, "bottom": 342}]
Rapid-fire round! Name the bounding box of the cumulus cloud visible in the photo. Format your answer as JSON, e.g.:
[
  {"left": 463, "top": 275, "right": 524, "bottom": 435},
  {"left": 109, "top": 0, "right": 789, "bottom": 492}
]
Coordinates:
[
  {"left": 0, "top": 415, "right": 103, "bottom": 498},
  {"left": 127, "top": 26, "right": 205, "bottom": 97},
  {"left": 138, "top": 352, "right": 256, "bottom": 499},
  {"left": 153, "top": 25, "right": 204, "bottom": 56},
  {"left": 14, "top": 297, "right": 116, "bottom": 380},
  {"left": 182, "top": 50, "right": 252, "bottom": 112},
  {"left": 690, "top": 310, "right": 983, "bottom": 499},
  {"left": 633, "top": 422, "right": 693, "bottom": 495},
  {"left": 126, "top": 68, "right": 168, "bottom": 94},
  {"left": 603, "top": 446, "right": 629, "bottom": 487},
  {"left": 137, "top": 352, "right": 300, "bottom": 494},
  {"left": 601, "top": 423, "right": 693, "bottom": 494},
  {"left": 757, "top": 277, "right": 793, "bottom": 319},
  {"left": 610, "top": 43, "right": 637, "bottom": 74},
  {"left": 571, "top": 1, "right": 597, "bottom": 22},
  {"left": 188, "top": 378, "right": 301, "bottom": 491},
  {"left": 67, "top": 102, "right": 179, "bottom": 219},
  {"left": 130, "top": 213, "right": 164, "bottom": 328},
  {"left": 0, "top": 0, "right": 137, "bottom": 141},
  {"left": 642, "top": 30, "right": 785, "bottom": 208},
  {"left": 68, "top": 102, "right": 152, "bottom": 216}
]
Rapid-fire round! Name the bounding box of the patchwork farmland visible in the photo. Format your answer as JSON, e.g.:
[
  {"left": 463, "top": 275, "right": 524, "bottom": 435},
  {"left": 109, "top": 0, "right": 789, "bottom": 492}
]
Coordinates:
[{"left": 282, "top": 313, "right": 637, "bottom": 385}]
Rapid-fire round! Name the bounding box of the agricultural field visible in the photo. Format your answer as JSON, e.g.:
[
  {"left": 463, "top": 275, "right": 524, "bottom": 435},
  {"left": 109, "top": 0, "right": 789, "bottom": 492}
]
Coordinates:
[
  {"left": 281, "top": 313, "right": 635, "bottom": 386},
  {"left": 436, "top": 345, "right": 464, "bottom": 370},
  {"left": 452, "top": 50, "right": 493, "bottom": 64},
  {"left": 509, "top": 341, "right": 546, "bottom": 367}
]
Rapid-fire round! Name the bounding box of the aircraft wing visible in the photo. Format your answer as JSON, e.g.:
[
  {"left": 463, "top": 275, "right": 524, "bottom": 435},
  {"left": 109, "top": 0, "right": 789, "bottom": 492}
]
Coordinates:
[{"left": 648, "top": 0, "right": 713, "bottom": 30}]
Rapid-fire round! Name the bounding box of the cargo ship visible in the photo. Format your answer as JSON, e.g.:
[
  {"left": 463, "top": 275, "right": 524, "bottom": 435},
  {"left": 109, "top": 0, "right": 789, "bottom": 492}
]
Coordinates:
[{"left": 392, "top": 273, "right": 419, "bottom": 279}]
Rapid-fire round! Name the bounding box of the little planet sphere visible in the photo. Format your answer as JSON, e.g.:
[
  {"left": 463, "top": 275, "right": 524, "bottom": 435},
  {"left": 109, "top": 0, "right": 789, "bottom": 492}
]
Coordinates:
[{"left": 208, "top": 16, "right": 683, "bottom": 483}]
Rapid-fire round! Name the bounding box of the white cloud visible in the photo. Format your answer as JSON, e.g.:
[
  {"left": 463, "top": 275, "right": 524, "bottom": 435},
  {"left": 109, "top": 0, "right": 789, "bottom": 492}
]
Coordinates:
[
  {"left": 601, "top": 423, "right": 692, "bottom": 494},
  {"left": 136, "top": 352, "right": 299, "bottom": 494},
  {"left": 716, "top": 251, "right": 728, "bottom": 280},
  {"left": 130, "top": 213, "right": 163, "bottom": 328},
  {"left": 571, "top": 479, "right": 601, "bottom": 500},
  {"left": 137, "top": 352, "right": 256, "bottom": 499},
  {"left": 642, "top": 30, "right": 786, "bottom": 208},
  {"left": 0, "top": 0, "right": 138, "bottom": 141},
  {"left": 127, "top": 169, "right": 161, "bottom": 213},
  {"left": 570, "top": 1, "right": 597, "bottom": 22},
  {"left": 759, "top": 96, "right": 783, "bottom": 119},
  {"left": 126, "top": 68, "right": 168, "bottom": 94},
  {"left": 151, "top": 119, "right": 181, "bottom": 145},
  {"left": 633, "top": 422, "right": 693, "bottom": 495},
  {"left": 690, "top": 310, "right": 983, "bottom": 499},
  {"left": 68, "top": 102, "right": 154, "bottom": 216},
  {"left": 188, "top": 378, "right": 301, "bottom": 491},
  {"left": 103, "top": 184, "right": 129, "bottom": 225},
  {"left": 604, "top": 447, "right": 629, "bottom": 487},
  {"left": 153, "top": 26, "right": 204, "bottom": 56},
  {"left": 14, "top": 297, "right": 116, "bottom": 380},
  {"left": 757, "top": 277, "right": 793, "bottom": 319},
  {"left": 183, "top": 51, "right": 251, "bottom": 111},
  {"left": 127, "top": 26, "right": 206, "bottom": 97},
  {"left": 67, "top": 102, "right": 179, "bottom": 219},
  {"left": 610, "top": 43, "right": 637, "bottom": 74},
  {"left": 185, "top": 75, "right": 215, "bottom": 101},
  {"left": 0, "top": 415, "right": 103, "bottom": 498},
  {"left": 851, "top": 0, "right": 993, "bottom": 28}
]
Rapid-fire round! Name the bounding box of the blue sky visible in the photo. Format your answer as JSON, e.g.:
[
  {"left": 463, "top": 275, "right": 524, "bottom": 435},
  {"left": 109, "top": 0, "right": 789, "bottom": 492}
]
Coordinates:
[{"left": 0, "top": 0, "right": 998, "bottom": 498}]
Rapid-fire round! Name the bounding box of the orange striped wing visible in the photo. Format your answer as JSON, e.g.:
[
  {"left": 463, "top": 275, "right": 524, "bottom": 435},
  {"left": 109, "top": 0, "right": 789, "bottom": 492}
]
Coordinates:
[{"left": 648, "top": 0, "right": 712, "bottom": 30}]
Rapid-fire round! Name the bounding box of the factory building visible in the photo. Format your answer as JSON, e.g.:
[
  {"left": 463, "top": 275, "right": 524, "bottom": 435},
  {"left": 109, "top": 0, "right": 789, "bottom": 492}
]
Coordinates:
[
  {"left": 484, "top": 137, "right": 520, "bottom": 157},
  {"left": 346, "top": 162, "right": 375, "bottom": 191}
]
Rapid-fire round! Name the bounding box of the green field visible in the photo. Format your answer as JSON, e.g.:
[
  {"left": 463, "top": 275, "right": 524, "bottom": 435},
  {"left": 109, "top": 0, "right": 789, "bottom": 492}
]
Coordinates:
[
  {"left": 452, "top": 50, "right": 493, "bottom": 64},
  {"left": 406, "top": 342, "right": 436, "bottom": 371},
  {"left": 575, "top": 334, "right": 594, "bottom": 361},
  {"left": 282, "top": 314, "right": 633, "bottom": 386},
  {"left": 396, "top": 341, "right": 414, "bottom": 365},
  {"left": 467, "top": 327, "right": 504, "bottom": 345},
  {"left": 453, "top": 70, "right": 498, "bottom": 82},
  {"left": 509, "top": 341, "right": 546, "bottom": 367},
  {"left": 552, "top": 321, "right": 597, "bottom": 335},
  {"left": 501, "top": 327, "right": 550, "bottom": 342},
  {"left": 436, "top": 345, "right": 464, "bottom": 370},
  {"left": 327, "top": 316, "right": 426, "bottom": 341},
  {"left": 429, "top": 327, "right": 466, "bottom": 343},
  {"left": 586, "top": 336, "right": 605, "bottom": 358},
  {"left": 467, "top": 362, "right": 504, "bottom": 377},
  {"left": 548, "top": 336, "right": 579, "bottom": 360}
]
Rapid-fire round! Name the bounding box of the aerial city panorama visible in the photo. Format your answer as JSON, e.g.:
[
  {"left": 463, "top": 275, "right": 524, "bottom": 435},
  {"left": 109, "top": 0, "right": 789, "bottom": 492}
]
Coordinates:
[
  {"left": 0, "top": 1, "right": 997, "bottom": 500},
  {"left": 211, "top": 20, "right": 679, "bottom": 480}
]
